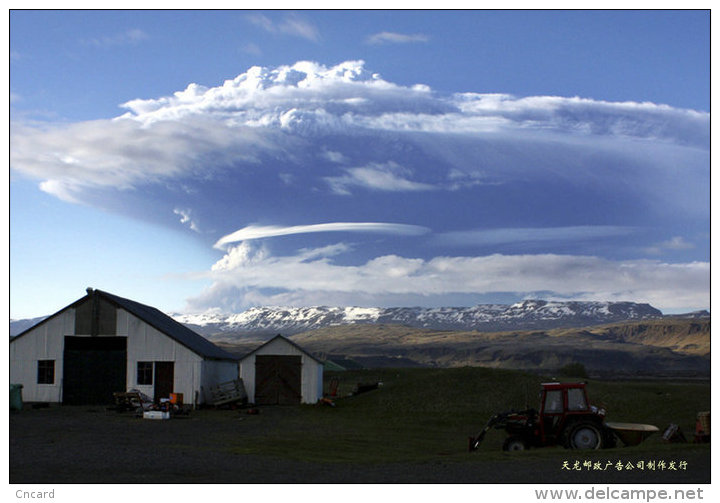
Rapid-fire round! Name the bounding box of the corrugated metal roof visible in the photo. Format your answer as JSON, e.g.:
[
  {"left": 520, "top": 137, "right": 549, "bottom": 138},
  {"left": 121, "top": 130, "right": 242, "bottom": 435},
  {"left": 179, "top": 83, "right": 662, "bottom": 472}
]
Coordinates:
[{"left": 96, "top": 290, "right": 237, "bottom": 361}]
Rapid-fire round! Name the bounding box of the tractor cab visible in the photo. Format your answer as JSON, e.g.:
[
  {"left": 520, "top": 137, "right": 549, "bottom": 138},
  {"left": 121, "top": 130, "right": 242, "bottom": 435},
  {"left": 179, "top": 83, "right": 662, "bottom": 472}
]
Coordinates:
[{"left": 538, "top": 382, "right": 605, "bottom": 446}]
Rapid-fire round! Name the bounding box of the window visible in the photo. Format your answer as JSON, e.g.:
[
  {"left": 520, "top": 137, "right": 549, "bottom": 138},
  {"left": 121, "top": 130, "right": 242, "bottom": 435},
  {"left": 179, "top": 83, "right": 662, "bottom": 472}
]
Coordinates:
[
  {"left": 137, "top": 362, "right": 153, "bottom": 385},
  {"left": 37, "top": 360, "right": 55, "bottom": 384},
  {"left": 568, "top": 388, "right": 588, "bottom": 411},
  {"left": 544, "top": 390, "right": 563, "bottom": 413}
]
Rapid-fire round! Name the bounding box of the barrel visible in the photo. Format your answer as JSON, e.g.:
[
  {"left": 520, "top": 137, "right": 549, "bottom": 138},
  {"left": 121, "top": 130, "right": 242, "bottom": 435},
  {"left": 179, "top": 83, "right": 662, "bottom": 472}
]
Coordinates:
[
  {"left": 10, "top": 384, "right": 23, "bottom": 411},
  {"left": 697, "top": 411, "right": 710, "bottom": 434}
]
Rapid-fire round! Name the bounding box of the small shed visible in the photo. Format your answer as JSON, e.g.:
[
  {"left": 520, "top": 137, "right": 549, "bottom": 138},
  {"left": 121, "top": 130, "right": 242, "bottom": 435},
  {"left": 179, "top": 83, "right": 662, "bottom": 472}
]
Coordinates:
[
  {"left": 239, "top": 335, "right": 323, "bottom": 405},
  {"left": 9, "top": 288, "right": 238, "bottom": 407}
]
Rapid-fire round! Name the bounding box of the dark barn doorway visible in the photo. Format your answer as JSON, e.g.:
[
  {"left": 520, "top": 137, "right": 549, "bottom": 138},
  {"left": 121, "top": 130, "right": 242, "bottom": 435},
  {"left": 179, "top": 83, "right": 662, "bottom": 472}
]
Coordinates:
[
  {"left": 255, "top": 355, "right": 302, "bottom": 405},
  {"left": 63, "top": 337, "right": 127, "bottom": 405},
  {"left": 153, "top": 362, "right": 174, "bottom": 402}
]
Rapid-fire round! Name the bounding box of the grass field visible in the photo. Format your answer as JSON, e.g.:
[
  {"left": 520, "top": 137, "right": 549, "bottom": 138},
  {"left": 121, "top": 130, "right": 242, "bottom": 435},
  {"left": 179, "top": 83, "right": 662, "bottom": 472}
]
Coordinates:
[
  {"left": 10, "top": 366, "right": 711, "bottom": 484},
  {"left": 229, "top": 367, "right": 710, "bottom": 464}
]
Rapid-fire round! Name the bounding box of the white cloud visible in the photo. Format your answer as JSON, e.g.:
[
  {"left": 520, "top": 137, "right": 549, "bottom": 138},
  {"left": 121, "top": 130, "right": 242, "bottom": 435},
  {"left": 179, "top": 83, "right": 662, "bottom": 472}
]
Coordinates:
[
  {"left": 247, "top": 13, "right": 274, "bottom": 32},
  {"left": 438, "top": 226, "right": 635, "bottom": 247},
  {"left": 197, "top": 244, "right": 709, "bottom": 313},
  {"left": 174, "top": 208, "right": 200, "bottom": 232},
  {"left": 241, "top": 43, "right": 262, "bottom": 56},
  {"left": 115, "top": 60, "right": 446, "bottom": 126},
  {"left": 278, "top": 172, "right": 295, "bottom": 185},
  {"left": 38, "top": 179, "right": 81, "bottom": 203},
  {"left": 645, "top": 236, "right": 696, "bottom": 255},
  {"left": 366, "top": 31, "right": 429, "bottom": 45},
  {"left": 325, "top": 162, "right": 436, "bottom": 195},
  {"left": 214, "top": 222, "right": 430, "bottom": 249},
  {"left": 321, "top": 150, "right": 347, "bottom": 163},
  {"left": 247, "top": 13, "right": 319, "bottom": 42},
  {"left": 84, "top": 28, "right": 148, "bottom": 47},
  {"left": 12, "top": 60, "right": 706, "bottom": 201},
  {"left": 661, "top": 236, "right": 695, "bottom": 250},
  {"left": 450, "top": 93, "right": 708, "bottom": 145},
  {"left": 12, "top": 61, "right": 708, "bottom": 195},
  {"left": 10, "top": 116, "right": 270, "bottom": 200}
]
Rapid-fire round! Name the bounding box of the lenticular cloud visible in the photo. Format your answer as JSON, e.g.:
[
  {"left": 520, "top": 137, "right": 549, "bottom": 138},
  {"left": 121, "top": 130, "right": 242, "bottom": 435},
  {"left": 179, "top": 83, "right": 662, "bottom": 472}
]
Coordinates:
[{"left": 214, "top": 222, "right": 430, "bottom": 249}]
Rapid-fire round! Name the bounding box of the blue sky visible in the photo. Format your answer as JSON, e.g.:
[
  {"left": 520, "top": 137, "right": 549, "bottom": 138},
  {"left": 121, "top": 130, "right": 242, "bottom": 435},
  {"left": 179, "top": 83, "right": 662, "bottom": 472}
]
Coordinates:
[{"left": 9, "top": 9, "right": 710, "bottom": 318}]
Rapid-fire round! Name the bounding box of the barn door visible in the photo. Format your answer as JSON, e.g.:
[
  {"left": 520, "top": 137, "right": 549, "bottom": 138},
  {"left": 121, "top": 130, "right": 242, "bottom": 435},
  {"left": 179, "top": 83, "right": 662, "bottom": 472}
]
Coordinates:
[
  {"left": 154, "top": 362, "right": 174, "bottom": 403},
  {"left": 63, "top": 336, "right": 126, "bottom": 405},
  {"left": 255, "top": 355, "right": 302, "bottom": 405}
]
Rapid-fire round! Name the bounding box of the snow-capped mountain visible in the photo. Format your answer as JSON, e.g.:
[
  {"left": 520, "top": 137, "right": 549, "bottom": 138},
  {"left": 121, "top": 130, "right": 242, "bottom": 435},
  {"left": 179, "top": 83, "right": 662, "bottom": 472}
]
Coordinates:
[
  {"left": 9, "top": 316, "right": 49, "bottom": 337},
  {"left": 172, "top": 300, "right": 665, "bottom": 337}
]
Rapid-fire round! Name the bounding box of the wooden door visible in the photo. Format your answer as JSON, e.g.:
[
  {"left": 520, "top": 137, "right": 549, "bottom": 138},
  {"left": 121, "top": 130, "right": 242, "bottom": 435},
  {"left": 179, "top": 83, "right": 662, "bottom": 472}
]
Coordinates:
[
  {"left": 154, "top": 362, "right": 174, "bottom": 403},
  {"left": 254, "top": 355, "right": 302, "bottom": 405}
]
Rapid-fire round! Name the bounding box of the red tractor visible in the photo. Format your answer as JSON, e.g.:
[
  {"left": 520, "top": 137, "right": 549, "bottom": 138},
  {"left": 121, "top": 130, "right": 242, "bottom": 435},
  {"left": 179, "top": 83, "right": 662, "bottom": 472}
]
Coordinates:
[{"left": 469, "top": 382, "right": 617, "bottom": 451}]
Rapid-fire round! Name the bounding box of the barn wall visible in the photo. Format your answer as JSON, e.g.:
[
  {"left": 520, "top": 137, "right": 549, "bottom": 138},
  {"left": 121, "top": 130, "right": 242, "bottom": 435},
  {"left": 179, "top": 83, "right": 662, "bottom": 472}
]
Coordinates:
[
  {"left": 239, "top": 338, "right": 323, "bottom": 404},
  {"left": 9, "top": 309, "right": 76, "bottom": 403},
  {"left": 238, "top": 355, "right": 256, "bottom": 402},
  {"left": 117, "top": 308, "right": 204, "bottom": 404},
  {"left": 308, "top": 359, "right": 323, "bottom": 404}
]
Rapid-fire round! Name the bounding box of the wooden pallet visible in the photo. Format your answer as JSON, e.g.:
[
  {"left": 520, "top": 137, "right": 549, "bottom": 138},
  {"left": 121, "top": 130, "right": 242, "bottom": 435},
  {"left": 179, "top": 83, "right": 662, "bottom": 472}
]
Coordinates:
[{"left": 204, "top": 379, "right": 248, "bottom": 407}]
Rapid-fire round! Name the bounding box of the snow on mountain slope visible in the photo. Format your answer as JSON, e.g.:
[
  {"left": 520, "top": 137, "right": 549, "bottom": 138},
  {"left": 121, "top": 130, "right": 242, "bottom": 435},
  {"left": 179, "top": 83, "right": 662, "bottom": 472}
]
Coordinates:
[
  {"left": 9, "top": 300, "right": 670, "bottom": 339},
  {"left": 171, "top": 300, "right": 664, "bottom": 336}
]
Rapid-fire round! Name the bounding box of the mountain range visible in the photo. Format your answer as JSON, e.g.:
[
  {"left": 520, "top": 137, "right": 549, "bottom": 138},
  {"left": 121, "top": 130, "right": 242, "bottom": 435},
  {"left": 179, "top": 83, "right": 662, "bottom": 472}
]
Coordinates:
[
  {"left": 11, "top": 300, "right": 708, "bottom": 339},
  {"left": 174, "top": 300, "right": 673, "bottom": 340}
]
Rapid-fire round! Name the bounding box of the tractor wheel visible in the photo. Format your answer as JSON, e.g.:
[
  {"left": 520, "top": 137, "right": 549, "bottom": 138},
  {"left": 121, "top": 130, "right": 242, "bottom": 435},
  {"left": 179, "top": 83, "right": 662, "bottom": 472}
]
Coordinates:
[
  {"left": 503, "top": 436, "right": 527, "bottom": 451},
  {"left": 569, "top": 422, "right": 602, "bottom": 449}
]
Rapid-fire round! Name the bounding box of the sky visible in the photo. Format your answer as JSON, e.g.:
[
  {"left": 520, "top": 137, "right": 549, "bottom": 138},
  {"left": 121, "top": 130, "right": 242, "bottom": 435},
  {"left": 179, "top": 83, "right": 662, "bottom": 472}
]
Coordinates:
[{"left": 8, "top": 9, "right": 710, "bottom": 319}]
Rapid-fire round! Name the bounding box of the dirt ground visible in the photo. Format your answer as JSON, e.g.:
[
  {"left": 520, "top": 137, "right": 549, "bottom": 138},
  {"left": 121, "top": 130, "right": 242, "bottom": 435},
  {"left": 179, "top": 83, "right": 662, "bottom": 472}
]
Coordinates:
[{"left": 9, "top": 405, "right": 711, "bottom": 484}]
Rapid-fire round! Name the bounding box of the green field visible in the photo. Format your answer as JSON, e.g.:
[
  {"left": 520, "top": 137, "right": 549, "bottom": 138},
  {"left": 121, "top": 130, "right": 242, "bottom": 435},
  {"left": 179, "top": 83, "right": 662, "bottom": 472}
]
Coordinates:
[{"left": 230, "top": 367, "right": 710, "bottom": 465}]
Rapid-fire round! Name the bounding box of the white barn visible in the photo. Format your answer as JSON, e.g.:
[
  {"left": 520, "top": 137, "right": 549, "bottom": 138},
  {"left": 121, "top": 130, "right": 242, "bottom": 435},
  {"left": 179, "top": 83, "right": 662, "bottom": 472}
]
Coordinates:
[
  {"left": 10, "top": 288, "right": 238, "bottom": 407},
  {"left": 239, "top": 335, "right": 323, "bottom": 405}
]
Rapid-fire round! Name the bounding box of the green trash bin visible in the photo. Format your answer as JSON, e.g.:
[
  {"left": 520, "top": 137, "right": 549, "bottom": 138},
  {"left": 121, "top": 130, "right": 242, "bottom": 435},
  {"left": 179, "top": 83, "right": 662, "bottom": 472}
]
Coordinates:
[{"left": 10, "top": 384, "right": 23, "bottom": 411}]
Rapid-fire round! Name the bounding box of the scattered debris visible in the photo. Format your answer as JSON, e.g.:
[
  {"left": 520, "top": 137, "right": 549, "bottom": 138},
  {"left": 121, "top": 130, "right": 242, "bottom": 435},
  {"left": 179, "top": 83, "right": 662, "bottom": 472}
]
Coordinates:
[
  {"left": 327, "top": 377, "right": 339, "bottom": 397},
  {"left": 143, "top": 410, "right": 170, "bottom": 420},
  {"left": 694, "top": 411, "right": 710, "bottom": 443},
  {"left": 663, "top": 423, "right": 687, "bottom": 443},
  {"left": 111, "top": 390, "right": 192, "bottom": 418},
  {"left": 111, "top": 391, "right": 152, "bottom": 414}
]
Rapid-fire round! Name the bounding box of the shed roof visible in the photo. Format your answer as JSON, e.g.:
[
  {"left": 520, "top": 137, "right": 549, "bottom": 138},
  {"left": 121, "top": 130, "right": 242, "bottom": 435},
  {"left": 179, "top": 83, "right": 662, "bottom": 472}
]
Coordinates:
[
  {"left": 239, "top": 334, "right": 323, "bottom": 364},
  {"left": 12, "top": 288, "right": 237, "bottom": 362}
]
